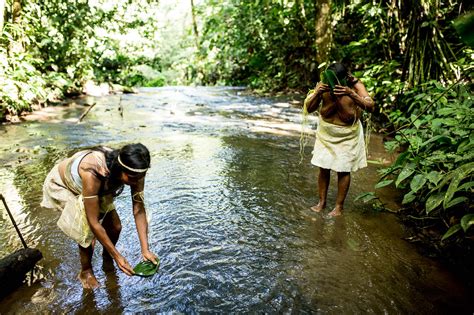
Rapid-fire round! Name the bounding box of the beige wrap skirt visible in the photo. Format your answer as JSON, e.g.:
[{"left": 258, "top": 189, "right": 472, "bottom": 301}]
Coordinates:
[
  {"left": 41, "top": 160, "right": 115, "bottom": 248},
  {"left": 311, "top": 117, "right": 367, "bottom": 173}
]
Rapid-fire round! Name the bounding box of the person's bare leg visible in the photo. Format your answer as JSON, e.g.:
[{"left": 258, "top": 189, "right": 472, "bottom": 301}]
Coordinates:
[
  {"left": 329, "top": 172, "right": 350, "bottom": 217},
  {"left": 311, "top": 168, "right": 330, "bottom": 212},
  {"left": 78, "top": 245, "right": 100, "bottom": 289},
  {"left": 101, "top": 210, "right": 122, "bottom": 263}
]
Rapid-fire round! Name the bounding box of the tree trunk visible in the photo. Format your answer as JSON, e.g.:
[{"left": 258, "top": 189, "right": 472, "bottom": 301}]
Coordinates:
[
  {"left": 190, "top": 0, "right": 200, "bottom": 49},
  {"left": 315, "top": 0, "right": 332, "bottom": 65},
  {"left": 0, "top": 248, "right": 43, "bottom": 299},
  {"left": 9, "top": 0, "right": 22, "bottom": 54},
  {"left": 0, "top": 0, "right": 5, "bottom": 32},
  {"left": 12, "top": 0, "right": 21, "bottom": 25}
]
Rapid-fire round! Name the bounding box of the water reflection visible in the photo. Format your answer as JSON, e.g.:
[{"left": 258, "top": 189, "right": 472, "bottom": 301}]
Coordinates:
[{"left": 0, "top": 87, "right": 471, "bottom": 313}]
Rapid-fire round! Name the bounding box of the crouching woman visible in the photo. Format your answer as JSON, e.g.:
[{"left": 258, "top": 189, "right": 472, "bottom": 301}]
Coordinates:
[{"left": 41, "top": 143, "right": 157, "bottom": 289}]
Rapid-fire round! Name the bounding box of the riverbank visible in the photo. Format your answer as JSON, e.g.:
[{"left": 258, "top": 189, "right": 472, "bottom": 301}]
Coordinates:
[{"left": 1, "top": 81, "right": 136, "bottom": 124}]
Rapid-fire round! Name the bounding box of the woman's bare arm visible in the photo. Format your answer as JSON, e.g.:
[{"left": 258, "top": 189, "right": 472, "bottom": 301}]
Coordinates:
[
  {"left": 304, "top": 82, "right": 329, "bottom": 113},
  {"left": 333, "top": 81, "right": 375, "bottom": 112},
  {"left": 81, "top": 172, "right": 134, "bottom": 275},
  {"left": 131, "top": 177, "right": 158, "bottom": 264}
]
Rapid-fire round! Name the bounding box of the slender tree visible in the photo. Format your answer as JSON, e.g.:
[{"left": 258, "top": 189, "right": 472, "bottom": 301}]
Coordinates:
[
  {"left": 315, "top": 0, "right": 332, "bottom": 65},
  {"left": 190, "top": 0, "right": 200, "bottom": 49},
  {"left": 0, "top": 0, "right": 5, "bottom": 32},
  {"left": 12, "top": 0, "right": 19, "bottom": 24}
]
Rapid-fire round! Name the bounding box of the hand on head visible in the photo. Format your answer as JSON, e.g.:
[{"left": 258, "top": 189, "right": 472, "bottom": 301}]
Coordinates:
[
  {"left": 333, "top": 85, "right": 355, "bottom": 97},
  {"left": 315, "top": 82, "right": 330, "bottom": 94}
]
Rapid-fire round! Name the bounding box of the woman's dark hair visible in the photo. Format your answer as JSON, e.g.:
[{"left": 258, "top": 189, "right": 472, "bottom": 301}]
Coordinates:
[
  {"left": 327, "top": 62, "right": 358, "bottom": 87},
  {"left": 327, "top": 62, "right": 349, "bottom": 83},
  {"left": 105, "top": 143, "right": 150, "bottom": 176},
  {"left": 118, "top": 143, "right": 151, "bottom": 175},
  {"left": 92, "top": 143, "right": 151, "bottom": 195}
]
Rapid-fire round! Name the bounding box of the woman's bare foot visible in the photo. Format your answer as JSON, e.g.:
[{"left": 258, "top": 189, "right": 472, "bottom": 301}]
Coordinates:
[
  {"left": 77, "top": 269, "right": 100, "bottom": 289},
  {"left": 328, "top": 207, "right": 343, "bottom": 217},
  {"left": 311, "top": 201, "right": 326, "bottom": 213}
]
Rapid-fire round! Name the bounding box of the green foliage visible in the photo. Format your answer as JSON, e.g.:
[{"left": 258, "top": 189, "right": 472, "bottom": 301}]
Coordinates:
[
  {"left": 453, "top": 11, "right": 474, "bottom": 48},
  {"left": 0, "top": 0, "right": 168, "bottom": 120},
  {"left": 195, "top": 0, "right": 317, "bottom": 90},
  {"left": 375, "top": 80, "right": 473, "bottom": 242}
]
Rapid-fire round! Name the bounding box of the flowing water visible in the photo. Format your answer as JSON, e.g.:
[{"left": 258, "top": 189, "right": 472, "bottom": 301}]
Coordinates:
[{"left": 0, "top": 87, "right": 471, "bottom": 313}]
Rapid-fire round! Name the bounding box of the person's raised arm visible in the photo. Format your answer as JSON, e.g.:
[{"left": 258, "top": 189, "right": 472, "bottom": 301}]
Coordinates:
[
  {"left": 130, "top": 177, "right": 158, "bottom": 265},
  {"left": 333, "top": 80, "right": 375, "bottom": 112},
  {"left": 81, "top": 172, "right": 134, "bottom": 275},
  {"left": 304, "top": 82, "right": 329, "bottom": 113}
]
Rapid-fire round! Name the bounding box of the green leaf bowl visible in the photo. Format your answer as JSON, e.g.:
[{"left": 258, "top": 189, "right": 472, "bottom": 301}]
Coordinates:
[{"left": 133, "top": 260, "right": 160, "bottom": 277}]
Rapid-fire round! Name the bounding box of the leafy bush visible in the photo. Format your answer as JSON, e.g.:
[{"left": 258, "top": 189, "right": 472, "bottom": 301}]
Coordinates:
[{"left": 370, "top": 79, "right": 473, "bottom": 241}]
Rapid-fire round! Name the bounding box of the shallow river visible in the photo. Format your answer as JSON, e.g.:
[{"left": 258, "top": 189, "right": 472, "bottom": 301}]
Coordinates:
[{"left": 0, "top": 87, "right": 471, "bottom": 313}]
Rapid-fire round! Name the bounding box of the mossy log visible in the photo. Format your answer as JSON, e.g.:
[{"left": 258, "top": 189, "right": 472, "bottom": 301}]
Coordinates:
[{"left": 0, "top": 248, "right": 43, "bottom": 299}]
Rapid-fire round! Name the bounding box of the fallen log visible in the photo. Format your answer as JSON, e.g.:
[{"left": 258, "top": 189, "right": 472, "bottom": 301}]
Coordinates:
[{"left": 0, "top": 248, "right": 43, "bottom": 299}]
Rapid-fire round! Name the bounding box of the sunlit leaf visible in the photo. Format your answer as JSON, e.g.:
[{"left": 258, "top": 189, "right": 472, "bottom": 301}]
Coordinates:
[
  {"left": 460, "top": 214, "right": 474, "bottom": 232},
  {"left": 355, "top": 192, "right": 377, "bottom": 203},
  {"left": 441, "top": 224, "right": 462, "bottom": 241},
  {"left": 410, "top": 174, "right": 426, "bottom": 193},
  {"left": 443, "top": 162, "right": 474, "bottom": 209},
  {"left": 445, "top": 197, "right": 468, "bottom": 210},
  {"left": 426, "top": 171, "right": 442, "bottom": 185},
  {"left": 396, "top": 163, "right": 416, "bottom": 187},
  {"left": 426, "top": 192, "right": 445, "bottom": 213},
  {"left": 402, "top": 192, "right": 416, "bottom": 204},
  {"left": 457, "top": 181, "right": 474, "bottom": 192},
  {"left": 375, "top": 179, "right": 393, "bottom": 189}
]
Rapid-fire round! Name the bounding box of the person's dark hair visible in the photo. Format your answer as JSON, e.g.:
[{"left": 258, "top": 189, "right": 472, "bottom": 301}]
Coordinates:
[
  {"left": 327, "top": 62, "right": 349, "bottom": 84},
  {"left": 92, "top": 143, "right": 151, "bottom": 195},
  {"left": 327, "top": 62, "right": 358, "bottom": 87},
  {"left": 117, "top": 143, "right": 151, "bottom": 175}
]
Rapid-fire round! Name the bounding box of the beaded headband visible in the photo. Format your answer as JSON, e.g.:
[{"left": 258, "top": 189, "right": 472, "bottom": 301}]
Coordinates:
[{"left": 118, "top": 155, "right": 149, "bottom": 173}]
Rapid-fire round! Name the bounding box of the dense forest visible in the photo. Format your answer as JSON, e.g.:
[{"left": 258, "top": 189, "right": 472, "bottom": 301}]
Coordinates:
[{"left": 0, "top": 0, "right": 473, "bottom": 276}]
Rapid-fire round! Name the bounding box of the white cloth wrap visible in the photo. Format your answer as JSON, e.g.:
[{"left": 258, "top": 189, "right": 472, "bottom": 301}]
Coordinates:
[
  {"left": 41, "top": 164, "right": 114, "bottom": 248},
  {"left": 311, "top": 117, "right": 367, "bottom": 172}
]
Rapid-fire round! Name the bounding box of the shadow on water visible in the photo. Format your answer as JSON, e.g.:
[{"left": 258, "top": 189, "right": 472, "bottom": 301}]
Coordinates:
[{"left": 0, "top": 87, "right": 472, "bottom": 313}]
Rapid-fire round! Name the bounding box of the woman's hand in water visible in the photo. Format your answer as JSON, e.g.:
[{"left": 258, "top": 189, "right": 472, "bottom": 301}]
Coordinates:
[
  {"left": 142, "top": 249, "right": 159, "bottom": 265},
  {"left": 333, "top": 85, "right": 356, "bottom": 97},
  {"left": 315, "top": 82, "right": 330, "bottom": 95},
  {"left": 115, "top": 254, "right": 135, "bottom": 276}
]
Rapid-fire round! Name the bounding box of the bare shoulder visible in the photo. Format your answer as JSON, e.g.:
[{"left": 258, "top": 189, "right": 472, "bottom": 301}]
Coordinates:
[{"left": 353, "top": 80, "right": 369, "bottom": 97}]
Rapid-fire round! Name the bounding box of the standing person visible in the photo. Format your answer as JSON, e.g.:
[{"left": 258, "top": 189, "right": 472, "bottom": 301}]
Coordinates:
[
  {"left": 304, "top": 63, "right": 374, "bottom": 217},
  {"left": 41, "top": 143, "right": 158, "bottom": 289}
]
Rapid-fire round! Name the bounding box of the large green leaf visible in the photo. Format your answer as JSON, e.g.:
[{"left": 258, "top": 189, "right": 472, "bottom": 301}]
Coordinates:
[
  {"left": 393, "top": 151, "right": 410, "bottom": 167},
  {"left": 133, "top": 260, "right": 160, "bottom": 277},
  {"left": 445, "top": 197, "right": 469, "bottom": 209},
  {"left": 396, "top": 163, "right": 416, "bottom": 187},
  {"left": 410, "top": 174, "right": 427, "bottom": 193},
  {"left": 426, "top": 192, "right": 445, "bottom": 213},
  {"left": 443, "top": 162, "right": 474, "bottom": 209},
  {"left": 460, "top": 214, "right": 474, "bottom": 232},
  {"left": 355, "top": 192, "right": 377, "bottom": 203},
  {"left": 457, "top": 181, "right": 474, "bottom": 192},
  {"left": 375, "top": 179, "right": 394, "bottom": 189},
  {"left": 426, "top": 171, "right": 442, "bottom": 185},
  {"left": 402, "top": 191, "right": 416, "bottom": 205},
  {"left": 420, "top": 135, "right": 452, "bottom": 148},
  {"left": 441, "top": 224, "right": 462, "bottom": 241}
]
